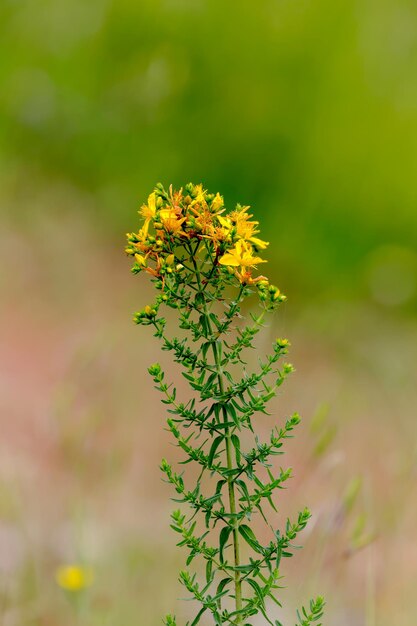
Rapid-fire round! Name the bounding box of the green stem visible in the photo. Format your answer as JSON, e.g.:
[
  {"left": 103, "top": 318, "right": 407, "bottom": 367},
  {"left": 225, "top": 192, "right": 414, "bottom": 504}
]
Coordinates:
[
  {"left": 189, "top": 242, "right": 243, "bottom": 623},
  {"left": 212, "top": 340, "right": 243, "bottom": 622}
]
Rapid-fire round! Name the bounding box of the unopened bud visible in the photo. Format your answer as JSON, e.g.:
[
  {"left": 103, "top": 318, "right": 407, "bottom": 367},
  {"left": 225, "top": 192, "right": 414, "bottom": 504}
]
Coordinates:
[
  {"left": 135, "top": 253, "right": 147, "bottom": 267},
  {"left": 148, "top": 363, "right": 162, "bottom": 377}
]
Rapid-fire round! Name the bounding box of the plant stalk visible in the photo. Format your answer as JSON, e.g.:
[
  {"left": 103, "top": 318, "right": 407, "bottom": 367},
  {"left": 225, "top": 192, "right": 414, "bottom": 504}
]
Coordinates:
[
  {"left": 190, "top": 242, "right": 243, "bottom": 623},
  {"left": 212, "top": 339, "right": 243, "bottom": 622}
]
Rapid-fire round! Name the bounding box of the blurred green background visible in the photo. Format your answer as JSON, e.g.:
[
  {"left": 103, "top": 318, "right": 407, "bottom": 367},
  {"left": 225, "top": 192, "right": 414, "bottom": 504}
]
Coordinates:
[{"left": 1, "top": 0, "right": 417, "bottom": 625}]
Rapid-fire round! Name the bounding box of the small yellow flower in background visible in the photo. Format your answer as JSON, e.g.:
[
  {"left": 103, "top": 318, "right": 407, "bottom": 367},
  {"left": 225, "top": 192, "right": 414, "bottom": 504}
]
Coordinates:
[{"left": 55, "top": 565, "right": 94, "bottom": 592}]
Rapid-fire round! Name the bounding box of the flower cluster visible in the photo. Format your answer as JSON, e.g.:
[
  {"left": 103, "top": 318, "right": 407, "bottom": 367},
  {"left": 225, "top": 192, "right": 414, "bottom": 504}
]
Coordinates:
[{"left": 126, "top": 183, "right": 284, "bottom": 302}]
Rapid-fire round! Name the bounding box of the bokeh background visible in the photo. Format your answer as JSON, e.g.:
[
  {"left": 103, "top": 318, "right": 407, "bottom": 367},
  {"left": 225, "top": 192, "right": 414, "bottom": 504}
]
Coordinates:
[{"left": 1, "top": 0, "right": 417, "bottom": 624}]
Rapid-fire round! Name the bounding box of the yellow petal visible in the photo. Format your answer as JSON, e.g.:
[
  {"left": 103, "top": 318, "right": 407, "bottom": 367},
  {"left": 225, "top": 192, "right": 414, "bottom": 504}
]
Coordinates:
[
  {"left": 249, "top": 237, "right": 269, "bottom": 250},
  {"left": 219, "top": 253, "right": 240, "bottom": 267},
  {"left": 148, "top": 192, "right": 156, "bottom": 212},
  {"left": 218, "top": 216, "right": 232, "bottom": 229},
  {"left": 249, "top": 256, "right": 267, "bottom": 265}
]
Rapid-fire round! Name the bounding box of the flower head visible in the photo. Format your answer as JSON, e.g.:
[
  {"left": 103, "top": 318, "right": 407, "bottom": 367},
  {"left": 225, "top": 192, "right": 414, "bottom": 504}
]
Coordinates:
[
  {"left": 219, "top": 239, "right": 268, "bottom": 284},
  {"left": 219, "top": 240, "right": 267, "bottom": 269},
  {"left": 55, "top": 565, "right": 94, "bottom": 592},
  {"left": 159, "top": 207, "right": 187, "bottom": 235},
  {"left": 218, "top": 207, "right": 269, "bottom": 249},
  {"left": 127, "top": 183, "right": 277, "bottom": 292}
]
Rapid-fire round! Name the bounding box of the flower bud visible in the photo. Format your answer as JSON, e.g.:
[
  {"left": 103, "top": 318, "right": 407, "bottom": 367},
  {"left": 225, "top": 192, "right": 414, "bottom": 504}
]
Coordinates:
[
  {"left": 276, "top": 338, "right": 290, "bottom": 349},
  {"left": 160, "top": 458, "right": 171, "bottom": 472},
  {"left": 148, "top": 363, "right": 162, "bottom": 377},
  {"left": 144, "top": 305, "right": 156, "bottom": 316},
  {"left": 211, "top": 192, "right": 224, "bottom": 211},
  {"left": 135, "top": 253, "right": 147, "bottom": 267}
]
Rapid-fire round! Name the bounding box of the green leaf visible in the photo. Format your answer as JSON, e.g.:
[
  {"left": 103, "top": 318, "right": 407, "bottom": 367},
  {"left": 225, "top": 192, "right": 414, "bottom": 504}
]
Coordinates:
[
  {"left": 201, "top": 341, "right": 211, "bottom": 358},
  {"left": 246, "top": 577, "right": 265, "bottom": 605},
  {"left": 208, "top": 436, "right": 223, "bottom": 467},
  {"left": 236, "top": 478, "right": 250, "bottom": 504},
  {"left": 205, "top": 559, "right": 213, "bottom": 583},
  {"left": 226, "top": 403, "right": 240, "bottom": 427},
  {"left": 238, "top": 524, "right": 263, "bottom": 554},
  {"left": 219, "top": 526, "right": 232, "bottom": 563},
  {"left": 234, "top": 564, "right": 254, "bottom": 573},
  {"left": 231, "top": 434, "right": 241, "bottom": 463},
  {"left": 213, "top": 577, "right": 232, "bottom": 601}
]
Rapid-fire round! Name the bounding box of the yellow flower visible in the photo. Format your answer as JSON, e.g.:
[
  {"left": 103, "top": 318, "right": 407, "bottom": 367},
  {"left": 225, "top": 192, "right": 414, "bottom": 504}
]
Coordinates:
[
  {"left": 209, "top": 225, "right": 232, "bottom": 243},
  {"left": 190, "top": 207, "right": 215, "bottom": 235},
  {"left": 190, "top": 184, "right": 207, "bottom": 207},
  {"left": 190, "top": 191, "right": 225, "bottom": 236},
  {"left": 217, "top": 209, "right": 269, "bottom": 249},
  {"left": 219, "top": 240, "right": 267, "bottom": 269},
  {"left": 55, "top": 565, "right": 94, "bottom": 592},
  {"left": 159, "top": 208, "right": 186, "bottom": 235},
  {"left": 139, "top": 192, "right": 157, "bottom": 236},
  {"left": 229, "top": 207, "right": 257, "bottom": 238}
]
